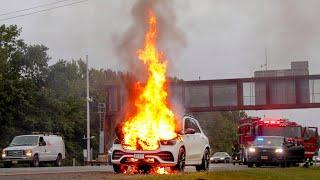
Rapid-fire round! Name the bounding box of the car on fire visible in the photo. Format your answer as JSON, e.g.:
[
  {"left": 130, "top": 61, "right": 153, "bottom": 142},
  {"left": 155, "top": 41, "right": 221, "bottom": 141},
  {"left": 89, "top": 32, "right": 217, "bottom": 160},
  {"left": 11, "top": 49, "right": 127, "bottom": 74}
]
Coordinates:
[
  {"left": 246, "top": 136, "right": 305, "bottom": 167},
  {"left": 111, "top": 115, "right": 210, "bottom": 173}
]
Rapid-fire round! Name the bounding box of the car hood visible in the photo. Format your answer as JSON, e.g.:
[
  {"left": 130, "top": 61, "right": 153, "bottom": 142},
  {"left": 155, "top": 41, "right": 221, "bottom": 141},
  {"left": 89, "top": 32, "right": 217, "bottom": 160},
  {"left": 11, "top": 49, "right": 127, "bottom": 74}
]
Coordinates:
[{"left": 4, "top": 146, "right": 35, "bottom": 151}]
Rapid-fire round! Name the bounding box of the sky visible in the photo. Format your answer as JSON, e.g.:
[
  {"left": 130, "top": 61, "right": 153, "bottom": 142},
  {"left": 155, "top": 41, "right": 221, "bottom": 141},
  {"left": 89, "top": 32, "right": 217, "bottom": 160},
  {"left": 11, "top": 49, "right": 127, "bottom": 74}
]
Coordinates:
[{"left": 1, "top": 0, "right": 320, "bottom": 127}]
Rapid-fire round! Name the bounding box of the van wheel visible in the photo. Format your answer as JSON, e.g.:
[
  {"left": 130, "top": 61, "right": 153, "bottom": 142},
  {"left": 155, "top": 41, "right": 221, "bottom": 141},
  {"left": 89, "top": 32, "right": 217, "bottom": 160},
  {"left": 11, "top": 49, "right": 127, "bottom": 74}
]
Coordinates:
[
  {"left": 32, "top": 154, "right": 39, "bottom": 167},
  {"left": 196, "top": 148, "right": 210, "bottom": 171},
  {"left": 172, "top": 148, "right": 185, "bottom": 172},
  {"left": 55, "top": 154, "right": 62, "bottom": 167},
  {"left": 4, "top": 162, "right": 12, "bottom": 168}
]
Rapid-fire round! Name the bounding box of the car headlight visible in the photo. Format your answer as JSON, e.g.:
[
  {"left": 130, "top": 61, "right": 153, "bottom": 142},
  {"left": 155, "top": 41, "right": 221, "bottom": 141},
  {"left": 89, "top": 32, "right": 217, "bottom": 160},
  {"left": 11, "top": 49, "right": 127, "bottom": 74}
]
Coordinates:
[
  {"left": 1, "top": 150, "right": 6, "bottom": 158},
  {"left": 25, "top": 149, "right": 32, "bottom": 157},
  {"left": 160, "top": 139, "right": 177, "bottom": 145},
  {"left": 220, "top": 157, "right": 224, "bottom": 160},
  {"left": 275, "top": 148, "right": 283, "bottom": 153},
  {"left": 248, "top": 147, "right": 256, "bottom": 153}
]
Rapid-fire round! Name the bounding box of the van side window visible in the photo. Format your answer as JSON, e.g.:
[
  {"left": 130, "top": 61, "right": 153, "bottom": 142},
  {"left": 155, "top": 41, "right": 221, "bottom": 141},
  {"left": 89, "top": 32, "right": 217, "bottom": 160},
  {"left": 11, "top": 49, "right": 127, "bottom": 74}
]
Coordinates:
[{"left": 39, "top": 137, "right": 46, "bottom": 146}]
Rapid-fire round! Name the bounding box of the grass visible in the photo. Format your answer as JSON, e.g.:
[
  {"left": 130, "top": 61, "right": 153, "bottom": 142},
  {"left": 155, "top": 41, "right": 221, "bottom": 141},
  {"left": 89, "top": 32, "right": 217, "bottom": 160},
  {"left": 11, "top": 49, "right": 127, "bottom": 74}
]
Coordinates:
[{"left": 111, "top": 167, "right": 320, "bottom": 180}]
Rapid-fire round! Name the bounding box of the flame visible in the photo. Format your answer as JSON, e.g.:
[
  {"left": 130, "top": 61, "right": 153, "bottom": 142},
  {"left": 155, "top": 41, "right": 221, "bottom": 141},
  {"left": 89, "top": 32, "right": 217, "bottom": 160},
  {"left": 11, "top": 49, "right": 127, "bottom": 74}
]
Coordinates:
[
  {"left": 122, "top": 10, "right": 177, "bottom": 151},
  {"left": 155, "top": 167, "right": 170, "bottom": 174}
]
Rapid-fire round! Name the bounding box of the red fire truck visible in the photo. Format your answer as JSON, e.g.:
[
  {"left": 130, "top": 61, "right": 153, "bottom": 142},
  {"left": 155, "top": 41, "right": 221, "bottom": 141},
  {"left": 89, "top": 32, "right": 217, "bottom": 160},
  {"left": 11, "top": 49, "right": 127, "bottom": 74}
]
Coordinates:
[{"left": 233, "top": 117, "right": 319, "bottom": 166}]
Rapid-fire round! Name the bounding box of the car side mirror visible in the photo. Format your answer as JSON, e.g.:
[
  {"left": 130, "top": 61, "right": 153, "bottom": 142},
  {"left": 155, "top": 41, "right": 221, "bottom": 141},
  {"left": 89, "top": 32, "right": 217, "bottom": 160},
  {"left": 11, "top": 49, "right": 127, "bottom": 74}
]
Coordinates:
[{"left": 185, "top": 128, "right": 196, "bottom": 134}]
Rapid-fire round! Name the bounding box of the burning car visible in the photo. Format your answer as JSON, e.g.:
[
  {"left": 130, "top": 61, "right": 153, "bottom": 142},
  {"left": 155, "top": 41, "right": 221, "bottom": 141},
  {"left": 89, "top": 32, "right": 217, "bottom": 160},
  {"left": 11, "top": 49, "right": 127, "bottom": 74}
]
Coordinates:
[
  {"left": 111, "top": 115, "right": 210, "bottom": 173},
  {"left": 109, "top": 10, "right": 211, "bottom": 174}
]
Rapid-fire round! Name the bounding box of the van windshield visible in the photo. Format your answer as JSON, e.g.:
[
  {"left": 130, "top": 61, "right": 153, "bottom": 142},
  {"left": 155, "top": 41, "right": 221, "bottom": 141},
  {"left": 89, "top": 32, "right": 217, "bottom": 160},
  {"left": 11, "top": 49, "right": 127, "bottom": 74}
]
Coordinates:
[{"left": 9, "top": 136, "right": 38, "bottom": 146}]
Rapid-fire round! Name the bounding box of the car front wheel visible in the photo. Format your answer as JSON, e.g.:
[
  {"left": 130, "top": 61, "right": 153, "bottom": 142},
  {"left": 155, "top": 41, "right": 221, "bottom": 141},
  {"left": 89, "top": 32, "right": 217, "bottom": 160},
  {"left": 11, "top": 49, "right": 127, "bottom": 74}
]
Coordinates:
[{"left": 172, "top": 148, "right": 185, "bottom": 172}]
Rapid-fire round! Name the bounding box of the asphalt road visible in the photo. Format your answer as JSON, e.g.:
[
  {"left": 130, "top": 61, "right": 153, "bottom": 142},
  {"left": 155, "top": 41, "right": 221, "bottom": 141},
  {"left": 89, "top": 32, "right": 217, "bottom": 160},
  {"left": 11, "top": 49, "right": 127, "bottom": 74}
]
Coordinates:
[{"left": 0, "top": 163, "right": 248, "bottom": 180}]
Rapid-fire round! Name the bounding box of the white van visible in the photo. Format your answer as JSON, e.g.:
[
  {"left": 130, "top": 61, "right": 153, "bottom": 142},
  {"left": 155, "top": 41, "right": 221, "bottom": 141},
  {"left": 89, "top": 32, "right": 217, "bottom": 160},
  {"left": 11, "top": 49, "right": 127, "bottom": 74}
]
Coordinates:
[{"left": 1, "top": 134, "right": 65, "bottom": 168}]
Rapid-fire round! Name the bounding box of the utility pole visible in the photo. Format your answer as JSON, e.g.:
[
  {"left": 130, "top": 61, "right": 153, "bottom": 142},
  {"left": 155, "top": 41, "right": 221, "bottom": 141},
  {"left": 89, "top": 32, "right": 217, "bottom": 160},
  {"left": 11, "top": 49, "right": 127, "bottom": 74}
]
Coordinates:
[
  {"left": 86, "top": 55, "right": 91, "bottom": 162},
  {"left": 98, "top": 103, "right": 106, "bottom": 154}
]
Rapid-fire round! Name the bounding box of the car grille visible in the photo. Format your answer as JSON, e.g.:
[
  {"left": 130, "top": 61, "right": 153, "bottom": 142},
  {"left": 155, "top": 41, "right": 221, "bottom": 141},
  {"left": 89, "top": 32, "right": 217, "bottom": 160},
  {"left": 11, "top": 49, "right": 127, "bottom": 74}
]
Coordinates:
[
  {"left": 7, "top": 150, "right": 24, "bottom": 157},
  {"left": 256, "top": 148, "right": 277, "bottom": 158}
]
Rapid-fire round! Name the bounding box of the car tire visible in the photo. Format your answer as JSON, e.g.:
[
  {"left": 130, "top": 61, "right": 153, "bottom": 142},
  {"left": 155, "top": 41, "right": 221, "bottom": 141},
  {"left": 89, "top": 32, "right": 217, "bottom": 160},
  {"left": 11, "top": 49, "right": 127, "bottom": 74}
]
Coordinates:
[
  {"left": 173, "top": 147, "right": 185, "bottom": 172},
  {"left": 112, "top": 164, "right": 127, "bottom": 174},
  {"left": 55, "top": 154, "right": 62, "bottom": 167},
  {"left": 196, "top": 148, "right": 210, "bottom": 171},
  {"left": 247, "top": 163, "right": 253, "bottom": 168},
  {"left": 4, "top": 162, "right": 12, "bottom": 168},
  {"left": 31, "top": 154, "right": 40, "bottom": 167}
]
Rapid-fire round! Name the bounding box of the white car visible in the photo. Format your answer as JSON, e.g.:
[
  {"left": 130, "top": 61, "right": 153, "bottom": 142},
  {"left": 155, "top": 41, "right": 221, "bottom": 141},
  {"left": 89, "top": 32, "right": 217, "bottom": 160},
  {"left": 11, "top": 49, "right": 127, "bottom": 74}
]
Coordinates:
[
  {"left": 111, "top": 115, "right": 210, "bottom": 173},
  {"left": 1, "top": 134, "right": 65, "bottom": 168}
]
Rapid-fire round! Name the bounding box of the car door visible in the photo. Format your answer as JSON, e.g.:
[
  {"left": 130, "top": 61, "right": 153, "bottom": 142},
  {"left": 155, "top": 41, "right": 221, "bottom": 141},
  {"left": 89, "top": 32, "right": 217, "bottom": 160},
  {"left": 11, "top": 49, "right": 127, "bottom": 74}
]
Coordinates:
[
  {"left": 191, "top": 118, "right": 206, "bottom": 162},
  {"left": 183, "top": 117, "right": 196, "bottom": 164}
]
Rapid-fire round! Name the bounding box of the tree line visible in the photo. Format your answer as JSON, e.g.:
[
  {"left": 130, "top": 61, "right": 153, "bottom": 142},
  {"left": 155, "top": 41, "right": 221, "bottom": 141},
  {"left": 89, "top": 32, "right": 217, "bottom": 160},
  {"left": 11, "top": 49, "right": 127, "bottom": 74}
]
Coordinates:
[{"left": 0, "top": 24, "right": 132, "bottom": 164}]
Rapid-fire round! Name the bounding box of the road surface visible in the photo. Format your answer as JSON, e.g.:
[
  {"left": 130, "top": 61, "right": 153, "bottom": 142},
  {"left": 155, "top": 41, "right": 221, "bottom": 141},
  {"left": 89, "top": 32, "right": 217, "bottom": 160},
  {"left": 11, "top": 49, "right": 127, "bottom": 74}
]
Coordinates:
[{"left": 0, "top": 164, "right": 248, "bottom": 180}]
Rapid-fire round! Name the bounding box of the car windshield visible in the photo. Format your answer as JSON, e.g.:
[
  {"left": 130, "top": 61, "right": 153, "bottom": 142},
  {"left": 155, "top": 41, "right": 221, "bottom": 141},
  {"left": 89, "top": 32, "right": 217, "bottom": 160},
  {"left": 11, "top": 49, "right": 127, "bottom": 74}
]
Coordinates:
[
  {"left": 253, "top": 137, "right": 283, "bottom": 147},
  {"left": 213, "top": 152, "right": 228, "bottom": 157},
  {"left": 9, "top": 136, "right": 38, "bottom": 146},
  {"left": 260, "top": 126, "right": 302, "bottom": 138}
]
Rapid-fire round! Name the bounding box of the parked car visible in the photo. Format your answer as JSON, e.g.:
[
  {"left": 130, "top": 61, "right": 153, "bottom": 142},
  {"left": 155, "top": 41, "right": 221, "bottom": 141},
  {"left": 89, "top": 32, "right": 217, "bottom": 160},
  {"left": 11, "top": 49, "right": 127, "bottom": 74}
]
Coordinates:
[
  {"left": 111, "top": 115, "right": 210, "bottom": 173},
  {"left": 210, "top": 152, "right": 231, "bottom": 163},
  {"left": 1, "top": 134, "right": 65, "bottom": 168},
  {"left": 246, "top": 136, "right": 304, "bottom": 167}
]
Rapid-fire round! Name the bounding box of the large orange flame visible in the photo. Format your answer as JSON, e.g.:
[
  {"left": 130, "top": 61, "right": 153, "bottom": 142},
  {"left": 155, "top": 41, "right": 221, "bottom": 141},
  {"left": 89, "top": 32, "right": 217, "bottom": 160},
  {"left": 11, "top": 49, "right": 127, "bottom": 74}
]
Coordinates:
[{"left": 122, "top": 10, "right": 177, "bottom": 151}]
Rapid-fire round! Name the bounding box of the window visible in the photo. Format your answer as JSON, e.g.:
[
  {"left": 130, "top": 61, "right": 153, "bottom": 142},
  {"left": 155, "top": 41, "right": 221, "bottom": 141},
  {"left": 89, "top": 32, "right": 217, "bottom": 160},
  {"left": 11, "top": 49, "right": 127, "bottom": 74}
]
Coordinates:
[
  {"left": 184, "top": 118, "right": 201, "bottom": 133},
  {"left": 191, "top": 119, "right": 201, "bottom": 133},
  {"left": 9, "top": 136, "right": 38, "bottom": 147},
  {"left": 184, "top": 118, "right": 193, "bottom": 130}
]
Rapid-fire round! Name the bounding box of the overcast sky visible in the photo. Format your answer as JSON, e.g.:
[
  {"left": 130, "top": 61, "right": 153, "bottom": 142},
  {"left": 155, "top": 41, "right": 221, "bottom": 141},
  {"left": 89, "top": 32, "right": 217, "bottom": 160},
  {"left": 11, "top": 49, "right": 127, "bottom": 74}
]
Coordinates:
[{"left": 1, "top": 0, "right": 320, "bottom": 127}]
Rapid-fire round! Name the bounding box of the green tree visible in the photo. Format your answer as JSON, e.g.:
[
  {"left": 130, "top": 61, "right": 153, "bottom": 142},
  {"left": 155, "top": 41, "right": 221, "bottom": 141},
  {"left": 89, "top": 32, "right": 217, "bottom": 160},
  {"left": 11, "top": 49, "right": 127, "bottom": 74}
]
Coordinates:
[
  {"left": 0, "top": 25, "right": 49, "bottom": 146},
  {"left": 194, "top": 111, "right": 246, "bottom": 155}
]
